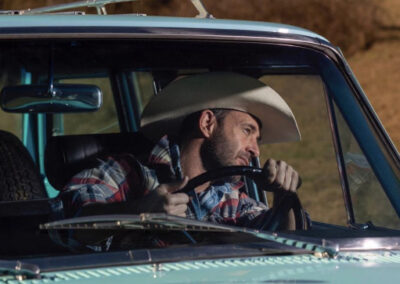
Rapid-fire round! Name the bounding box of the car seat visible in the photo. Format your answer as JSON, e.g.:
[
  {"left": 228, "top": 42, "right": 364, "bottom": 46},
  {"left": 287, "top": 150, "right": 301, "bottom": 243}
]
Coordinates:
[{"left": 45, "top": 132, "right": 154, "bottom": 191}]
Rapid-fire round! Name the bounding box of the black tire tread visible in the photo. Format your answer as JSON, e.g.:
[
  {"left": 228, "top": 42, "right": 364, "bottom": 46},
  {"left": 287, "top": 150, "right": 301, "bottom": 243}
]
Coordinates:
[{"left": 0, "top": 130, "right": 47, "bottom": 201}]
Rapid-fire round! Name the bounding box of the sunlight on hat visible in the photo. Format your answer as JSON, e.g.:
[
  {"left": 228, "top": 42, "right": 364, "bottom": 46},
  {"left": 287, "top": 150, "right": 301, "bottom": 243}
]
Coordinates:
[{"left": 141, "top": 72, "right": 300, "bottom": 144}]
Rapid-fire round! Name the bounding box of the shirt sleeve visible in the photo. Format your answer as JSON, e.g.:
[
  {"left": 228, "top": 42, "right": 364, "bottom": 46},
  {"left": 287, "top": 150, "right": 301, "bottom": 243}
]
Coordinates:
[
  {"left": 54, "top": 154, "right": 146, "bottom": 251},
  {"left": 62, "top": 154, "right": 142, "bottom": 218}
]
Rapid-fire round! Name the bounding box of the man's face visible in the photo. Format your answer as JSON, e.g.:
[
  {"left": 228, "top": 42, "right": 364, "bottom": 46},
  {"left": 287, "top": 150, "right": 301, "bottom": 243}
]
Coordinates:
[{"left": 200, "top": 110, "right": 261, "bottom": 171}]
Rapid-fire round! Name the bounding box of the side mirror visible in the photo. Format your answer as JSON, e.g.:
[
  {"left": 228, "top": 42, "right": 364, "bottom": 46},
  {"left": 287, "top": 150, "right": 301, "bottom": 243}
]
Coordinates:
[{"left": 0, "top": 84, "right": 102, "bottom": 113}]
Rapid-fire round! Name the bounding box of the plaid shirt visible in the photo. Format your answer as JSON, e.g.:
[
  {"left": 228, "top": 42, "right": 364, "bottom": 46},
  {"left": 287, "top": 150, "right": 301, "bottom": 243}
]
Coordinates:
[{"left": 64, "top": 136, "right": 270, "bottom": 228}]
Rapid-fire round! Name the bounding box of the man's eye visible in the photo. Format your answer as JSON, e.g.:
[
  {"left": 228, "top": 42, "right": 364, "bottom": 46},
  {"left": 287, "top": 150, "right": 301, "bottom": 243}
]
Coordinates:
[{"left": 243, "top": 128, "right": 251, "bottom": 135}]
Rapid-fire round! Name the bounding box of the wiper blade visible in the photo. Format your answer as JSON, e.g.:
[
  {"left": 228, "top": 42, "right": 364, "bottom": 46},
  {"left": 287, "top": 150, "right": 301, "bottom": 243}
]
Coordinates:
[
  {"left": 41, "top": 213, "right": 235, "bottom": 232},
  {"left": 41, "top": 213, "right": 338, "bottom": 258},
  {"left": 0, "top": 260, "right": 40, "bottom": 280}
]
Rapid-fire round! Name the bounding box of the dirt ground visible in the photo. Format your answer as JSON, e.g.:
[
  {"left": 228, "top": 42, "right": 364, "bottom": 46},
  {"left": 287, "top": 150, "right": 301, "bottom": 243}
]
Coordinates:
[
  {"left": 349, "top": 41, "right": 400, "bottom": 148},
  {"left": 349, "top": 0, "right": 400, "bottom": 149}
]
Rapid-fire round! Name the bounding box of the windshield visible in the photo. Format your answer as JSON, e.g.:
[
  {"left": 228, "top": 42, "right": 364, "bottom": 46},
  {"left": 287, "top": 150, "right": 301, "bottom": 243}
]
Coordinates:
[{"left": 0, "top": 39, "right": 399, "bottom": 265}]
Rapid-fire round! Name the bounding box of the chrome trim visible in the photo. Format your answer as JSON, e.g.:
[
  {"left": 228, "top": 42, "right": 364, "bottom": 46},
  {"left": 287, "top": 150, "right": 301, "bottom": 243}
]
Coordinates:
[
  {"left": 0, "top": 33, "right": 316, "bottom": 44},
  {"left": 0, "top": 34, "right": 318, "bottom": 45},
  {"left": 278, "top": 228, "right": 400, "bottom": 252},
  {"left": 0, "top": 29, "right": 322, "bottom": 47},
  {"left": 0, "top": 260, "right": 40, "bottom": 279},
  {"left": 335, "top": 237, "right": 400, "bottom": 251}
]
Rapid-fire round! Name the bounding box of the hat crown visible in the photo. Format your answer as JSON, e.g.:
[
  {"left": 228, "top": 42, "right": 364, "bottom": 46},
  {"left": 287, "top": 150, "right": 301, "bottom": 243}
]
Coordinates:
[{"left": 141, "top": 72, "right": 300, "bottom": 144}]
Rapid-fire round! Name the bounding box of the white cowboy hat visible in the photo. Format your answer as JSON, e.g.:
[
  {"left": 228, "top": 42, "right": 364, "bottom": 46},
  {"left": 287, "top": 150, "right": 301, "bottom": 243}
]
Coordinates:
[{"left": 140, "top": 72, "right": 300, "bottom": 144}]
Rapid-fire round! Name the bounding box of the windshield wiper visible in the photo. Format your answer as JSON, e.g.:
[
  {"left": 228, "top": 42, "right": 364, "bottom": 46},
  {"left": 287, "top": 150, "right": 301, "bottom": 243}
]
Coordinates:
[
  {"left": 41, "top": 213, "right": 338, "bottom": 258},
  {"left": 0, "top": 260, "right": 40, "bottom": 280}
]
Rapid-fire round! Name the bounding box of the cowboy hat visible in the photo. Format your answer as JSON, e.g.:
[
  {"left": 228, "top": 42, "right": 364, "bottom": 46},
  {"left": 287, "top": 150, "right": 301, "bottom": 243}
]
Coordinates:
[{"left": 140, "top": 72, "right": 300, "bottom": 144}]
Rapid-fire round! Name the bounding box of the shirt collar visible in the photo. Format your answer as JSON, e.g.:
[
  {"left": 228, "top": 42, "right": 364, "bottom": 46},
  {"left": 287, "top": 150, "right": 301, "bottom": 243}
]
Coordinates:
[
  {"left": 146, "top": 135, "right": 245, "bottom": 220},
  {"left": 147, "top": 135, "right": 182, "bottom": 180},
  {"left": 147, "top": 135, "right": 243, "bottom": 188}
]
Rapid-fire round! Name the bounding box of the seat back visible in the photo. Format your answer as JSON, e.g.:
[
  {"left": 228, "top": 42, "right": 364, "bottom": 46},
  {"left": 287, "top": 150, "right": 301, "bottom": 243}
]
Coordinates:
[{"left": 45, "top": 132, "right": 154, "bottom": 190}]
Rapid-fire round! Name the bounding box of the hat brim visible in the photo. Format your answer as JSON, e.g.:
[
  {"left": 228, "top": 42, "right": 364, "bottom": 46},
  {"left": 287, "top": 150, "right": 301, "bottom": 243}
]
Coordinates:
[{"left": 140, "top": 72, "right": 300, "bottom": 144}]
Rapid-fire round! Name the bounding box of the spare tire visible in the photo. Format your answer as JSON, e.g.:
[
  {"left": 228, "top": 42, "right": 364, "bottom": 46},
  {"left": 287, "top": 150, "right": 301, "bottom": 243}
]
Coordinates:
[{"left": 0, "top": 130, "right": 47, "bottom": 201}]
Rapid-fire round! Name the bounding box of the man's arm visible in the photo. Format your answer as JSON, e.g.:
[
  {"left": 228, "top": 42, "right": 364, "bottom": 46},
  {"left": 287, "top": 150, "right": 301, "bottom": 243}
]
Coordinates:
[
  {"left": 78, "top": 177, "right": 190, "bottom": 217},
  {"left": 61, "top": 155, "right": 190, "bottom": 246},
  {"left": 67, "top": 178, "right": 189, "bottom": 245}
]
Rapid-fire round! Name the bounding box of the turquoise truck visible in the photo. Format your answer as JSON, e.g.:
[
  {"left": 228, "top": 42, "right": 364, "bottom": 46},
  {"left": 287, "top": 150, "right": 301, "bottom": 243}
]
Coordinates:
[{"left": 0, "top": 1, "right": 399, "bottom": 283}]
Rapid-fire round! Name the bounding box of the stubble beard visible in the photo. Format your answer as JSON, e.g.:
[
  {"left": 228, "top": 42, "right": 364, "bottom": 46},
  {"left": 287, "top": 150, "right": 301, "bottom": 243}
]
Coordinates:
[{"left": 200, "top": 130, "right": 240, "bottom": 183}]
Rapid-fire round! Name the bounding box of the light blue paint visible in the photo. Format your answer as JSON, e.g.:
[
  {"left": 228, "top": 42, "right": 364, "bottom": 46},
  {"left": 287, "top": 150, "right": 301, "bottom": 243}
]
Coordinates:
[
  {"left": 120, "top": 73, "right": 138, "bottom": 132},
  {"left": 37, "top": 114, "right": 58, "bottom": 197},
  {"left": 21, "top": 70, "right": 32, "bottom": 147},
  {"left": 20, "top": 251, "right": 400, "bottom": 284},
  {"left": 20, "top": 70, "right": 38, "bottom": 164},
  {"left": 0, "top": 15, "right": 328, "bottom": 42},
  {"left": 44, "top": 176, "right": 59, "bottom": 198}
]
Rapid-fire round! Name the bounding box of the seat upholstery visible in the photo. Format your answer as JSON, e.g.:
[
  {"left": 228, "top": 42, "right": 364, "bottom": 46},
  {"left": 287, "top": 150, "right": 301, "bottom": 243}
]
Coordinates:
[{"left": 45, "top": 132, "right": 154, "bottom": 191}]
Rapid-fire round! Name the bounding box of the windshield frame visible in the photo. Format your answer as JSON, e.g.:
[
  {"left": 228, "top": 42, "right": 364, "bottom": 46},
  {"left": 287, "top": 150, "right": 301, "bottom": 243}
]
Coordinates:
[{"left": 0, "top": 28, "right": 399, "bottom": 264}]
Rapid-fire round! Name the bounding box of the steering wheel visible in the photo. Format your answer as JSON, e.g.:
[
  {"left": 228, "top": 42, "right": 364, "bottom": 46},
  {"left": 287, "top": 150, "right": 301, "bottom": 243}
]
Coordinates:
[{"left": 178, "top": 166, "right": 308, "bottom": 231}]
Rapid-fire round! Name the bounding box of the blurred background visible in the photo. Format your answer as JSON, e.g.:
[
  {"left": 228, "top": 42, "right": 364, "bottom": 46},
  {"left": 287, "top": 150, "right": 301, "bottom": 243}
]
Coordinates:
[{"left": 0, "top": 0, "right": 398, "bottom": 148}]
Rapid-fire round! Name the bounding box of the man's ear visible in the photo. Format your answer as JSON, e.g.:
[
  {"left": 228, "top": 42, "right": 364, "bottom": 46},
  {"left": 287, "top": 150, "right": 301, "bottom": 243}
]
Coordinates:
[{"left": 198, "top": 110, "right": 217, "bottom": 138}]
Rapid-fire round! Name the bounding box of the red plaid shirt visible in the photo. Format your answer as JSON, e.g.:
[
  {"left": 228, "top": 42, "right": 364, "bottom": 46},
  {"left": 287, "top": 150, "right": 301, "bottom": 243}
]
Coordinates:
[{"left": 64, "top": 136, "right": 269, "bottom": 227}]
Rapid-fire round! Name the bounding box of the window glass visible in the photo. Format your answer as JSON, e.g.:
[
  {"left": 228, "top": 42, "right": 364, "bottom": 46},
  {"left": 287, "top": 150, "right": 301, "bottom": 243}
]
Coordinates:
[
  {"left": 129, "top": 72, "right": 155, "bottom": 113},
  {"left": 335, "top": 103, "right": 400, "bottom": 229},
  {"left": 59, "top": 77, "right": 119, "bottom": 135},
  {"left": 0, "top": 68, "right": 25, "bottom": 139},
  {"left": 0, "top": 112, "right": 22, "bottom": 139},
  {"left": 259, "top": 75, "right": 347, "bottom": 226}
]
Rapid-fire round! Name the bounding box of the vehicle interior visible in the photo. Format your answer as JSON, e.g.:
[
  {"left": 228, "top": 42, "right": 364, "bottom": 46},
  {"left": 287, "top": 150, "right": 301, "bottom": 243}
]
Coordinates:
[{"left": 0, "top": 39, "right": 400, "bottom": 260}]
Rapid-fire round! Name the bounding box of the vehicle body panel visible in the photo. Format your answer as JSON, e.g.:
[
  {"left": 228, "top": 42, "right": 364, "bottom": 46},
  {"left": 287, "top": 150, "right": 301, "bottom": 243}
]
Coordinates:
[
  {"left": 12, "top": 251, "right": 400, "bottom": 284},
  {"left": 0, "top": 5, "right": 399, "bottom": 284},
  {"left": 0, "top": 15, "right": 327, "bottom": 41}
]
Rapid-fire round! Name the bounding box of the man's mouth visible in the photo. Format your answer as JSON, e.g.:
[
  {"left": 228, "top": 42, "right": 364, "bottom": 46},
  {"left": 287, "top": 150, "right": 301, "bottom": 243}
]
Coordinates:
[{"left": 237, "top": 156, "right": 250, "bottom": 166}]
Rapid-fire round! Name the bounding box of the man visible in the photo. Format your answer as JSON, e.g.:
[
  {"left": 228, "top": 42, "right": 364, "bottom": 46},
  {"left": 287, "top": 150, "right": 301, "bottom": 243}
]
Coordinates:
[{"left": 63, "top": 72, "right": 303, "bottom": 247}]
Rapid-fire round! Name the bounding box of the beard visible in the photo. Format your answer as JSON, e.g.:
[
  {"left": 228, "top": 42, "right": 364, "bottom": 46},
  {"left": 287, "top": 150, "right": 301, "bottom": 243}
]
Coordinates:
[{"left": 200, "top": 129, "right": 244, "bottom": 183}]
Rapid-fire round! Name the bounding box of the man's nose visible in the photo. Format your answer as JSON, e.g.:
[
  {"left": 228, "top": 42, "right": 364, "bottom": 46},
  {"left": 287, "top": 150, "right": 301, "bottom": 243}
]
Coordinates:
[{"left": 247, "top": 139, "right": 260, "bottom": 158}]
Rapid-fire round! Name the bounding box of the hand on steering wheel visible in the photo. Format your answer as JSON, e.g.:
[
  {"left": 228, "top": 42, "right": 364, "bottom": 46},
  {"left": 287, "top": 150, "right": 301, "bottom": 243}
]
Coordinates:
[{"left": 178, "top": 166, "right": 308, "bottom": 231}]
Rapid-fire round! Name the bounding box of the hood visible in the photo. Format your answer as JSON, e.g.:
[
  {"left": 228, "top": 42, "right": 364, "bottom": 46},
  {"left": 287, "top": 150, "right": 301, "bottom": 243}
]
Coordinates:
[{"left": 34, "top": 251, "right": 400, "bottom": 284}]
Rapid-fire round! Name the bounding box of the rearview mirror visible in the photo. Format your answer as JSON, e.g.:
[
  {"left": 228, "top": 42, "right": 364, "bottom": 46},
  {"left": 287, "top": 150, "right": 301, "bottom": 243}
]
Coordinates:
[{"left": 0, "top": 84, "right": 102, "bottom": 113}]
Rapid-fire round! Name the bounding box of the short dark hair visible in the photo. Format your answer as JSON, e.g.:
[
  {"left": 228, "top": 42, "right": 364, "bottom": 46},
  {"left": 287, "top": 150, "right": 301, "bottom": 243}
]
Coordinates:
[{"left": 178, "top": 109, "right": 230, "bottom": 144}]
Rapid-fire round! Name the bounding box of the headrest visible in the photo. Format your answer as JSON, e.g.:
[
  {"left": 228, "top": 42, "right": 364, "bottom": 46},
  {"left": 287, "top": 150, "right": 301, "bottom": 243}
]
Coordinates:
[{"left": 45, "top": 132, "right": 153, "bottom": 191}]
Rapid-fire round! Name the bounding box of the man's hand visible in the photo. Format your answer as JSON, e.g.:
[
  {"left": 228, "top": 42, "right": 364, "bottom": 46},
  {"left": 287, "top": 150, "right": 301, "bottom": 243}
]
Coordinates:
[
  {"left": 262, "top": 159, "right": 300, "bottom": 230},
  {"left": 263, "top": 158, "right": 300, "bottom": 193},
  {"left": 134, "top": 177, "right": 190, "bottom": 217}
]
